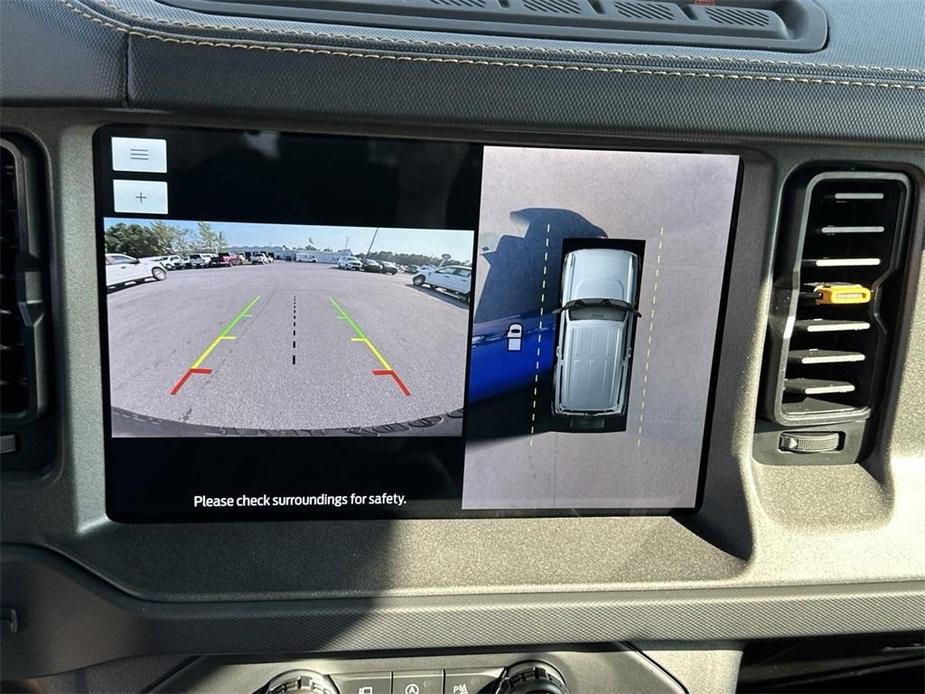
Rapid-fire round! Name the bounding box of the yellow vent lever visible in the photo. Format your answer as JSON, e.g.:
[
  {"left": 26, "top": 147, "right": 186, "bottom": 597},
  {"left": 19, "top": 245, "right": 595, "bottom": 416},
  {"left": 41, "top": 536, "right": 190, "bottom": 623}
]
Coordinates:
[{"left": 810, "top": 283, "right": 871, "bottom": 305}]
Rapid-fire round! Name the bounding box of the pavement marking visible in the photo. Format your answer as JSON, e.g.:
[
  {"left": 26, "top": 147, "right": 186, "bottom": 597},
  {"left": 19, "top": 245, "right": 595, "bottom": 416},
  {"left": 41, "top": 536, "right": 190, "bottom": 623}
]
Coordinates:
[
  {"left": 637, "top": 227, "right": 664, "bottom": 446},
  {"left": 329, "top": 296, "right": 410, "bottom": 396},
  {"left": 529, "top": 223, "right": 552, "bottom": 444},
  {"left": 291, "top": 295, "right": 298, "bottom": 365},
  {"left": 170, "top": 295, "right": 260, "bottom": 395}
]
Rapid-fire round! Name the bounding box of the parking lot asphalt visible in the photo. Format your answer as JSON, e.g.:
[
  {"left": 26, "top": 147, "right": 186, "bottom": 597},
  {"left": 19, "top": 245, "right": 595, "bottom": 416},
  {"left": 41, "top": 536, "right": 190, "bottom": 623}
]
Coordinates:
[{"left": 106, "top": 262, "right": 470, "bottom": 433}]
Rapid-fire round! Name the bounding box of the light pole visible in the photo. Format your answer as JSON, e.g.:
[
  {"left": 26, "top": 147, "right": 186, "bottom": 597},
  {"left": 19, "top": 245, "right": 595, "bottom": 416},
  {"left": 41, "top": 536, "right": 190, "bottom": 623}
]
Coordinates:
[{"left": 365, "top": 227, "right": 380, "bottom": 259}]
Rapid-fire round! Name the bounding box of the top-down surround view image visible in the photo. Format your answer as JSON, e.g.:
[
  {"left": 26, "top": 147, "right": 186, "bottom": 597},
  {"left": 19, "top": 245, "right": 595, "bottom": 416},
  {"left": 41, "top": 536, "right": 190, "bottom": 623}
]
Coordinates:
[
  {"left": 1, "top": 0, "right": 924, "bottom": 693},
  {"left": 464, "top": 147, "right": 739, "bottom": 510}
]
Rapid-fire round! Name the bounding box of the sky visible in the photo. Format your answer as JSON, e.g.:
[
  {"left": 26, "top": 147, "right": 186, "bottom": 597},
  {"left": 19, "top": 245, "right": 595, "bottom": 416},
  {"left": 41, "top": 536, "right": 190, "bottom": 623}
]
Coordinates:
[{"left": 104, "top": 218, "right": 475, "bottom": 259}]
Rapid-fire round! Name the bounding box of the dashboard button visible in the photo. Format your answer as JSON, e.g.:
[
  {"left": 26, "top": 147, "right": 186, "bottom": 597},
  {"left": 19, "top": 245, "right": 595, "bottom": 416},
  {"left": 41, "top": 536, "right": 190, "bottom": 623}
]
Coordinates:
[
  {"left": 113, "top": 180, "right": 168, "bottom": 214},
  {"left": 331, "top": 672, "right": 391, "bottom": 694},
  {"left": 392, "top": 671, "right": 442, "bottom": 694},
  {"left": 111, "top": 137, "right": 167, "bottom": 173},
  {"left": 444, "top": 668, "right": 503, "bottom": 693}
]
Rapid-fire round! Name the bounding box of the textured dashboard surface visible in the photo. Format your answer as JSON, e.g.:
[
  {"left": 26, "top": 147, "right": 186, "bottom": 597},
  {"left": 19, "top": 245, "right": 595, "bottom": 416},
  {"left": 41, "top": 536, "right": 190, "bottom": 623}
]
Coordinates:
[
  {"left": 2, "top": 0, "right": 924, "bottom": 141},
  {"left": 0, "top": 0, "right": 923, "bottom": 680}
]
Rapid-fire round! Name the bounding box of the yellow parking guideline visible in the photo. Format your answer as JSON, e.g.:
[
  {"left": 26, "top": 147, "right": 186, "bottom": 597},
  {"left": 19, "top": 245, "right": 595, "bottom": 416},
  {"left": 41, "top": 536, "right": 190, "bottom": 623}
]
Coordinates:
[
  {"left": 351, "top": 337, "right": 392, "bottom": 371},
  {"left": 190, "top": 296, "right": 260, "bottom": 368},
  {"left": 331, "top": 296, "right": 397, "bottom": 371}
]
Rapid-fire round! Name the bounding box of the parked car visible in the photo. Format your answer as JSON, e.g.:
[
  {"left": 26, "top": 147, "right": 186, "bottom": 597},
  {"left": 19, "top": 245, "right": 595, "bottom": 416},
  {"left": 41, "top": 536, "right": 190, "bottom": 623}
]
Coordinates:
[
  {"left": 295, "top": 252, "right": 317, "bottom": 263},
  {"left": 158, "top": 254, "right": 183, "bottom": 270},
  {"left": 403, "top": 265, "right": 419, "bottom": 274},
  {"left": 187, "top": 253, "right": 213, "bottom": 268},
  {"left": 337, "top": 256, "right": 362, "bottom": 270},
  {"left": 412, "top": 265, "right": 472, "bottom": 300},
  {"left": 361, "top": 258, "right": 383, "bottom": 272},
  {"left": 215, "top": 252, "right": 242, "bottom": 266},
  {"left": 250, "top": 253, "right": 270, "bottom": 265},
  {"left": 104, "top": 253, "right": 167, "bottom": 288},
  {"left": 552, "top": 248, "right": 640, "bottom": 424},
  {"left": 379, "top": 261, "right": 400, "bottom": 275}
]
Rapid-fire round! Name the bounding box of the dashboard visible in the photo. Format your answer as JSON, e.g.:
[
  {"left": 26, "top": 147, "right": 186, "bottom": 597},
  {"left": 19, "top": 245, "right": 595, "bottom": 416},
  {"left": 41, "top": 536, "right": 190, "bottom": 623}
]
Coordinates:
[{"left": 1, "top": 1, "right": 923, "bottom": 692}]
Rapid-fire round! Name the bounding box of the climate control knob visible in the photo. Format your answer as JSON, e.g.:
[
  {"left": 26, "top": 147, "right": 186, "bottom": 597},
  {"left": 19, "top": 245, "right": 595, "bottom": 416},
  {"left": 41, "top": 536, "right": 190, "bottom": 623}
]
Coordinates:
[
  {"left": 496, "top": 661, "right": 569, "bottom": 694},
  {"left": 263, "top": 669, "right": 339, "bottom": 694}
]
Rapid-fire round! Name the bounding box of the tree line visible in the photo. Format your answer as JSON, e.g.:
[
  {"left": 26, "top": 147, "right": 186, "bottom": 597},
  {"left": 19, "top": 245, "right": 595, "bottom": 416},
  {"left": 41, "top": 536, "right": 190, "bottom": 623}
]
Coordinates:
[
  {"left": 104, "top": 221, "right": 228, "bottom": 258},
  {"left": 361, "top": 250, "right": 470, "bottom": 267}
]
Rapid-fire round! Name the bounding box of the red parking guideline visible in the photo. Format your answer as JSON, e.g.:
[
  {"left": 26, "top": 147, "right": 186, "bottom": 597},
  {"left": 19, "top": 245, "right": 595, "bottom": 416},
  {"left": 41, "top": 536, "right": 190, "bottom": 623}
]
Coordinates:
[
  {"left": 169, "top": 367, "right": 213, "bottom": 396},
  {"left": 169, "top": 295, "right": 260, "bottom": 395},
  {"left": 372, "top": 369, "right": 411, "bottom": 397}
]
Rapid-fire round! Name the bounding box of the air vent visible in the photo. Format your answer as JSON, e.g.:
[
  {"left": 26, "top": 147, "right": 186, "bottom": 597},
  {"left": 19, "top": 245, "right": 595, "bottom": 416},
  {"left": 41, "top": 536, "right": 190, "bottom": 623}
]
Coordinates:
[
  {"left": 1, "top": 146, "right": 30, "bottom": 416},
  {"left": 430, "top": 0, "right": 486, "bottom": 6},
  {"left": 704, "top": 6, "right": 772, "bottom": 27},
  {"left": 163, "top": 0, "right": 828, "bottom": 52},
  {"left": 614, "top": 1, "right": 679, "bottom": 22},
  {"left": 761, "top": 171, "right": 913, "bottom": 427},
  {"left": 1, "top": 136, "right": 54, "bottom": 472},
  {"left": 523, "top": 0, "right": 582, "bottom": 14}
]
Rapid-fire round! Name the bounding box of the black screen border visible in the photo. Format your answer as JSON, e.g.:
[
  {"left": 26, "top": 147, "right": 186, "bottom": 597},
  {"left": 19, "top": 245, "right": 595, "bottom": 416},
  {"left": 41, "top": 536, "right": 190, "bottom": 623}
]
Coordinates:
[{"left": 93, "top": 124, "right": 743, "bottom": 523}]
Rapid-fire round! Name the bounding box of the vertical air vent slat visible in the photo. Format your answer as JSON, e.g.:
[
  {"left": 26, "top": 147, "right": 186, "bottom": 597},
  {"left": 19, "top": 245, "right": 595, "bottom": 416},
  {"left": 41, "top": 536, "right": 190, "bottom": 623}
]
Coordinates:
[{"left": 762, "top": 171, "right": 912, "bottom": 427}]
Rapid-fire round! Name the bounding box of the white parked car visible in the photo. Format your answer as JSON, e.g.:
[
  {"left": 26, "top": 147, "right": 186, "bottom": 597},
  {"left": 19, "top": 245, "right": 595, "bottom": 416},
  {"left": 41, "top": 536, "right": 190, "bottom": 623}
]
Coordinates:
[
  {"left": 187, "top": 253, "right": 213, "bottom": 268},
  {"left": 337, "top": 256, "right": 362, "bottom": 270},
  {"left": 104, "top": 253, "right": 167, "bottom": 288},
  {"left": 412, "top": 265, "right": 472, "bottom": 300},
  {"left": 157, "top": 254, "right": 183, "bottom": 270},
  {"left": 250, "top": 253, "right": 270, "bottom": 265}
]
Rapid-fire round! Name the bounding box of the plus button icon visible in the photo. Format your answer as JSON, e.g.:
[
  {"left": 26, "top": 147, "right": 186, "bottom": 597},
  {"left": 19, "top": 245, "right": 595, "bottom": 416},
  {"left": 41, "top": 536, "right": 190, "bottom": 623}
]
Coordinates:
[{"left": 135, "top": 191, "right": 147, "bottom": 204}]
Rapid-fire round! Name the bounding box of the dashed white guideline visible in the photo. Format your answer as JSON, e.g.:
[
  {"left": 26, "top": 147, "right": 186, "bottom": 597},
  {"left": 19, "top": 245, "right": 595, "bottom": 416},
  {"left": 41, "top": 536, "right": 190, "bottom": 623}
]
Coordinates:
[
  {"left": 529, "top": 224, "right": 552, "bottom": 447},
  {"left": 637, "top": 227, "right": 664, "bottom": 447}
]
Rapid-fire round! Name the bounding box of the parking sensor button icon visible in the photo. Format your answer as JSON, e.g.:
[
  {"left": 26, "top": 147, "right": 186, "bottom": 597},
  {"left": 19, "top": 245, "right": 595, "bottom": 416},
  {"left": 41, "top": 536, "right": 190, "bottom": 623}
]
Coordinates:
[
  {"left": 506, "top": 323, "right": 524, "bottom": 351},
  {"left": 392, "top": 671, "right": 442, "bottom": 694}
]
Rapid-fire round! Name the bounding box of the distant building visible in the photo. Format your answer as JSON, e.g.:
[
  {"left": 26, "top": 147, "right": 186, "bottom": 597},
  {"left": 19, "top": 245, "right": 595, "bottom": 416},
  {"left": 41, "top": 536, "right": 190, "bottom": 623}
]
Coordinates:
[
  {"left": 228, "top": 245, "right": 355, "bottom": 262},
  {"left": 295, "top": 249, "right": 351, "bottom": 264}
]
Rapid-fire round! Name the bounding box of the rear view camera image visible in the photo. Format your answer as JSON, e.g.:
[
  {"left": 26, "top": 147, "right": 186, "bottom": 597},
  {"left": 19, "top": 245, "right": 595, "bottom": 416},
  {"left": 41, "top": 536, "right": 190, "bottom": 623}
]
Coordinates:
[
  {"left": 463, "top": 146, "right": 740, "bottom": 511},
  {"left": 104, "top": 219, "right": 474, "bottom": 436}
]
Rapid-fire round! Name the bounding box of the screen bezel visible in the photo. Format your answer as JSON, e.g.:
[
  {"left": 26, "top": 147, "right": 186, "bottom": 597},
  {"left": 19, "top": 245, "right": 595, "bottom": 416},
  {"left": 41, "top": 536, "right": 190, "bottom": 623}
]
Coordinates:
[{"left": 93, "top": 124, "right": 743, "bottom": 523}]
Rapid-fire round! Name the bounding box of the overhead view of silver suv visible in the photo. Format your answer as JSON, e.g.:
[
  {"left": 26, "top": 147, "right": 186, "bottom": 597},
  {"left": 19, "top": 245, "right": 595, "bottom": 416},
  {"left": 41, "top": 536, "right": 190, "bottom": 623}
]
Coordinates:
[{"left": 553, "top": 248, "right": 640, "bottom": 422}]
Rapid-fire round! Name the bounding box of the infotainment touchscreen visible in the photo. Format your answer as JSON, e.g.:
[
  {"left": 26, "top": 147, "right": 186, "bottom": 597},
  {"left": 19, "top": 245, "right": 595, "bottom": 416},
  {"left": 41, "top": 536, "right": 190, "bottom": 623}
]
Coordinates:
[{"left": 95, "top": 125, "right": 740, "bottom": 521}]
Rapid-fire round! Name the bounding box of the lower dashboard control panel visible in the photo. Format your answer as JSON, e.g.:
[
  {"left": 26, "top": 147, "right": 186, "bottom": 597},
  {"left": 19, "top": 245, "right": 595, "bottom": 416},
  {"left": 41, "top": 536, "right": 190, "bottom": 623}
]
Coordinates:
[
  {"left": 153, "top": 648, "right": 684, "bottom": 693},
  {"left": 264, "top": 662, "right": 560, "bottom": 694}
]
